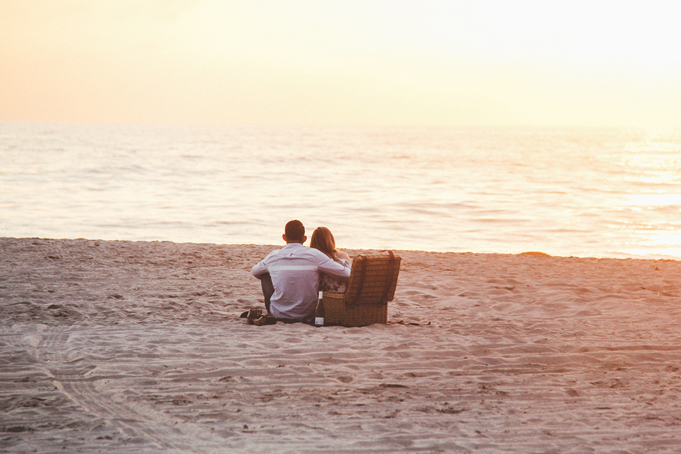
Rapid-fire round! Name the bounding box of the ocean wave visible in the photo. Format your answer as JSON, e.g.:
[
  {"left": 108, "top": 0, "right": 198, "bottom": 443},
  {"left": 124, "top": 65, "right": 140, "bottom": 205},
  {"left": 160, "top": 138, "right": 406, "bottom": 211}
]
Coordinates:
[{"left": 2, "top": 122, "right": 680, "bottom": 259}]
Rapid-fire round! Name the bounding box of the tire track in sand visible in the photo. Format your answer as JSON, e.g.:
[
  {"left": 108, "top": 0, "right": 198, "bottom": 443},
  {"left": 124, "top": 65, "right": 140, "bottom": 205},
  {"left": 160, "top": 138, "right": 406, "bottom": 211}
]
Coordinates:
[{"left": 37, "top": 326, "right": 205, "bottom": 451}]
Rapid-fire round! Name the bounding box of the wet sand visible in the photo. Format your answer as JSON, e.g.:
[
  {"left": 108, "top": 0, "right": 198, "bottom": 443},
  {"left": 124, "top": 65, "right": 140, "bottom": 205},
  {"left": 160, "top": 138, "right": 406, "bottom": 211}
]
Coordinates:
[{"left": 2, "top": 237, "right": 681, "bottom": 453}]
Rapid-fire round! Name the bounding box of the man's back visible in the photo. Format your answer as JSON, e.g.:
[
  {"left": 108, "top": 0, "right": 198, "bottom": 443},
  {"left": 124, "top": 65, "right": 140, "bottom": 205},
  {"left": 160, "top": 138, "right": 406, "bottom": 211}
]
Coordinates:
[{"left": 252, "top": 243, "right": 350, "bottom": 321}]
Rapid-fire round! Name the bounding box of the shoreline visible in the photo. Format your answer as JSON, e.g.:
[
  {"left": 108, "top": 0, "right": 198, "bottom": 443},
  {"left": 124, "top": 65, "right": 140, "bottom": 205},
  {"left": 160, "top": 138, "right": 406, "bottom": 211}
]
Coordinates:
[
  {"left": 2, "top": 236, "right": 679, "bottom": 263},
  {"left": 2, "top": 237, "right": 681, "bottom": 452}
]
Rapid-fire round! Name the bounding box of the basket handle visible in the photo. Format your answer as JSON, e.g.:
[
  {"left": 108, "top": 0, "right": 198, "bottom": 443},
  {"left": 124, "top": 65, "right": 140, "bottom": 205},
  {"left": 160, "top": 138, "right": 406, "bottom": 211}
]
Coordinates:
[
  {"left": 381, "top": 250, "right": 396, "bottom": 304},
  {"left": 349, "top": 255, "right": 367, "bottom": 307}
]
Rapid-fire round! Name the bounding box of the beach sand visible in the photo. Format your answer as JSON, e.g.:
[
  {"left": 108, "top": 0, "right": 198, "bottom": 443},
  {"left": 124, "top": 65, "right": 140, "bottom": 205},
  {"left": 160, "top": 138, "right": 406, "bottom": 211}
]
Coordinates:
[{"left": 2, "top": 237, "right": 681, "bottom": 453}]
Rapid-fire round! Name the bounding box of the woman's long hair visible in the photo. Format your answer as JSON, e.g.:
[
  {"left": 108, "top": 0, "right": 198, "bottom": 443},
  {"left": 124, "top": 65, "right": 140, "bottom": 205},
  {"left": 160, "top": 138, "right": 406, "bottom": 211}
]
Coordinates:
[{"left": 310, "top": 227, "right": 337, "bottom": 259}]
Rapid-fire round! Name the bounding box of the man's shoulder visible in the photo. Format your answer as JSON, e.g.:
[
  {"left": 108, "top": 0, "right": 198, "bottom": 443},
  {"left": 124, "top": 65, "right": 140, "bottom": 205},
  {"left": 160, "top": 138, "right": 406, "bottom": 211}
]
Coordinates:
[
  {"left": 300, "top": 246, "right": 330, "bottom": 259},
  {"left": 271, "top": 244, "right": 328, "bottom": 260},
  {"left": 263, "top": 246, "right": 287, "bottom": 259},
  {"left": 264, "top": 243, "right": 310, "bottom": 256}
]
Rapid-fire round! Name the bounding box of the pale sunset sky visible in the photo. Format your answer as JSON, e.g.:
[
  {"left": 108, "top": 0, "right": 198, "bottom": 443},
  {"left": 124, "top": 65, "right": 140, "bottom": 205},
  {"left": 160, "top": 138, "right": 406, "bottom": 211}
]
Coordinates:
[{"left": 1, "top": 0, "right": 680, "bottom": 127}]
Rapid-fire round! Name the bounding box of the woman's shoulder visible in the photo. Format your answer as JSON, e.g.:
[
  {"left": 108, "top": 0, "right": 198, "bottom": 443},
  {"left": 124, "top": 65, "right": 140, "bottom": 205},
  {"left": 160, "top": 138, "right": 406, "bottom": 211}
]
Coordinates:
[{"left": 335, "top": 250, "right": 350, "bottom": 261}]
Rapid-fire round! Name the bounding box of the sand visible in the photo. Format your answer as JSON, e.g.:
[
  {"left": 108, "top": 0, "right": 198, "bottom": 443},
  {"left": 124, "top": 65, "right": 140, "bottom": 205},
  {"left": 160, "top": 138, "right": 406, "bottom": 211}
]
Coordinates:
[{"left": 2, "top": 237, "right": 681, "bottom": 453}]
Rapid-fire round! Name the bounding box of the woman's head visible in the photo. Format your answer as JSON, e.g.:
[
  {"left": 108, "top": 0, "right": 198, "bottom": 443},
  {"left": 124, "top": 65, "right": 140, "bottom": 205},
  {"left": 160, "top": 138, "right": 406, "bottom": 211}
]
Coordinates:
[{"left": 310, "top": 227, "right": 337, "bottom": 259}]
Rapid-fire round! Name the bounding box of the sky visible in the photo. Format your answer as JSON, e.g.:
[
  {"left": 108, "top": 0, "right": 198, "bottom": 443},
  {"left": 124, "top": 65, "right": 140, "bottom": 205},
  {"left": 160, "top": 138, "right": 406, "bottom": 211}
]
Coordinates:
[{"left": 1, "top": 0, "right": 681, "bottom": 127}]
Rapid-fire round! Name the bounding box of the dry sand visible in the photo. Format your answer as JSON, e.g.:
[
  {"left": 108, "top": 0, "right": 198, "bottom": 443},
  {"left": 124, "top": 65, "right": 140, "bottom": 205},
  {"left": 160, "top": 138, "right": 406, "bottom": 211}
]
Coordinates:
[{"left": 2, "top": 237, "right": 681, "bottom": 453}]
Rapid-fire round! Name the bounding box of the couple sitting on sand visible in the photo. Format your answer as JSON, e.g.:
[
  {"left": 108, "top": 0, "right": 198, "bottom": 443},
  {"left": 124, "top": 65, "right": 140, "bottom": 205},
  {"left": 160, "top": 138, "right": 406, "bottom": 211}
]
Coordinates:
[{"left": 251, "top": 220, "right": 351, "bottom": 324}]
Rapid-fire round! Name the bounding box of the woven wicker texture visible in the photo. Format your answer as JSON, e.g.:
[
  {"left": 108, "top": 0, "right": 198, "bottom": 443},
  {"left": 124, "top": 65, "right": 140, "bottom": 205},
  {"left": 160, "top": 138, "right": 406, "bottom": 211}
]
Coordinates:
[{"left": 323, "top": 252, "right": 401, "bottom": 326}]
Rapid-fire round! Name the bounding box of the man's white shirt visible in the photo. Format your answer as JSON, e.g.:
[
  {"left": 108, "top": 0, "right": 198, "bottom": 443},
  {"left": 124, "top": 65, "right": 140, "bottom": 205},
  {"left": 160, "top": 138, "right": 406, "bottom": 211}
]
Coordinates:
[{"left": 251, "top": 243, "right": 351, "bottom": 320}]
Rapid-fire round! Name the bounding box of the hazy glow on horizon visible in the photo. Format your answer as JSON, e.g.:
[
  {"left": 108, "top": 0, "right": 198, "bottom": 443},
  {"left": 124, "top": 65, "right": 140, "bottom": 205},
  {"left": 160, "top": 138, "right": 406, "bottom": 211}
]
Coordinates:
[{"left": 2, "top": 0, "right": 681, "bottom": 127}]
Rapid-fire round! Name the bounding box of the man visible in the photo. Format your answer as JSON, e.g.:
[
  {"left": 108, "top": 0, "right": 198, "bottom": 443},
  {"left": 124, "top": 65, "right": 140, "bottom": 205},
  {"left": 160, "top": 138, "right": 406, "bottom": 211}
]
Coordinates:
[{"left": 251, "top": 220, "right": 351, "bottom": 322}]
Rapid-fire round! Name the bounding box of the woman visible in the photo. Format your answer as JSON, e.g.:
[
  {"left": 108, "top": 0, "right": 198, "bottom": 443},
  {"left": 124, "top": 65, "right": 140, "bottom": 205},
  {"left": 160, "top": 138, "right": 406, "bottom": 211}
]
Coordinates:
[{"left": 310, "top": 227, "right": 351, "bottom": 293}]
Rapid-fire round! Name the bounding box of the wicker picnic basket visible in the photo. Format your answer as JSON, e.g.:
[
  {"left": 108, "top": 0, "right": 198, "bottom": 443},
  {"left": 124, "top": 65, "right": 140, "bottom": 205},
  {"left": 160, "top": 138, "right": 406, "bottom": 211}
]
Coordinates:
[{"left": 323, "top": 251, "right": 401, "bottom": 326}]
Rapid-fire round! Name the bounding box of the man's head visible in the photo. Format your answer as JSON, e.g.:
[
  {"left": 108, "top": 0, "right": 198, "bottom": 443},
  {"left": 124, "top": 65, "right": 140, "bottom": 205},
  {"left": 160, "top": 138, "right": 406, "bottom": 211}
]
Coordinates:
[{"left": 283, "top": 220, "right": 306, "bottom": 244}]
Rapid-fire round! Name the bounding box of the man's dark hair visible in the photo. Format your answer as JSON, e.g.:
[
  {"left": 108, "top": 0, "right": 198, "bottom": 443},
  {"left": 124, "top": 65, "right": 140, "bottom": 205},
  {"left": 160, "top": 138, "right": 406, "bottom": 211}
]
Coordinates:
[{"left": 285, "top": 220, "right": 305, "bottom": 242}]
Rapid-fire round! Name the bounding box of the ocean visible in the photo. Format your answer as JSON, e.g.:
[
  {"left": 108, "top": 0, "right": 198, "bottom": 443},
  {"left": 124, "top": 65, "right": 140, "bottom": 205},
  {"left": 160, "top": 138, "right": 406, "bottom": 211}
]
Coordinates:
[{"left": 2, "top": 122, "right": 680, "bottom": 259}]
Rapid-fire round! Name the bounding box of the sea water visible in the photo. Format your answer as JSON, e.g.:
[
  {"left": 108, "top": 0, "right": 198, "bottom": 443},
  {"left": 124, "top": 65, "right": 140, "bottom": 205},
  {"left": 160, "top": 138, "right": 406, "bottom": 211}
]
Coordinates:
[{"left": 1, "top": 122, "right": 680, "bottom": 259}]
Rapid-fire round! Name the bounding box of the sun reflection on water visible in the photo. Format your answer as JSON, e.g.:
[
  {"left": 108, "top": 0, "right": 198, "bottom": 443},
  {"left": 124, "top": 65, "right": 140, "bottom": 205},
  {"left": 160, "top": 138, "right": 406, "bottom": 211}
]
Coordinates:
[{"left": 615, "top": 130, "right": 681, "bottom": 257}]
